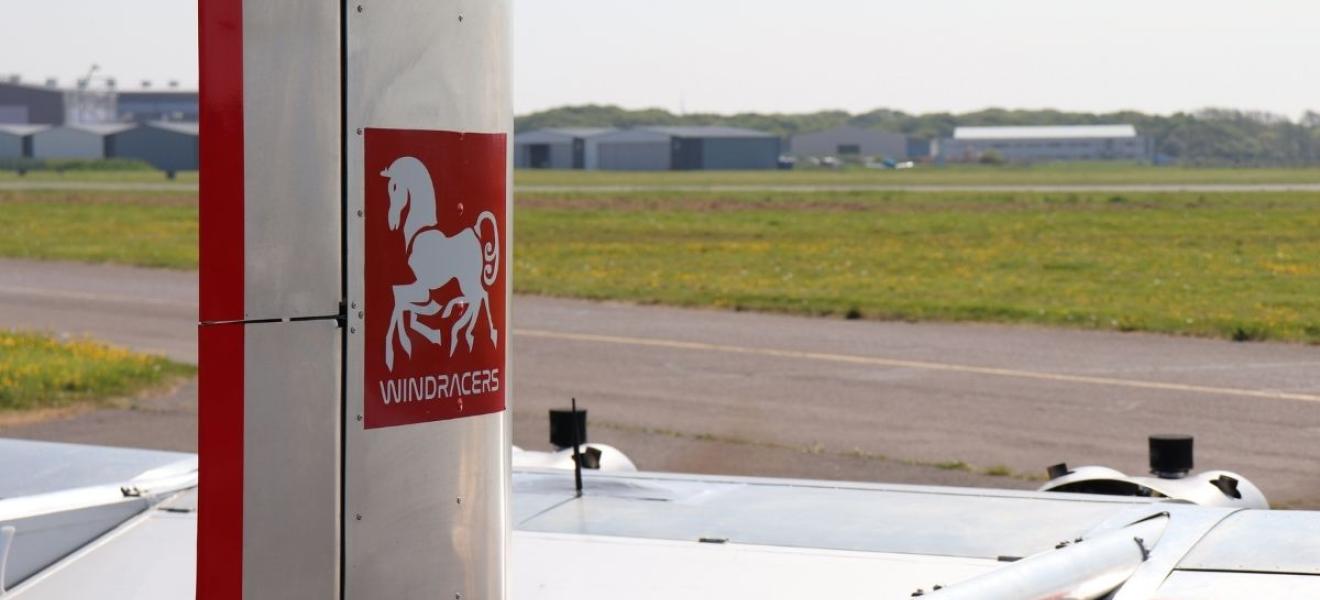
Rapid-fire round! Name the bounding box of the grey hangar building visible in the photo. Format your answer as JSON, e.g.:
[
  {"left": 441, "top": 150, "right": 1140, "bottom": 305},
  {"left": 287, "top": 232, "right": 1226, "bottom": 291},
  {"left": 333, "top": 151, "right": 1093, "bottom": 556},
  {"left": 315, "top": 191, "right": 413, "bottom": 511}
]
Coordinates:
[
  {"left": 0, "top": 125, "right": 45, "bottom": 159},
  {"left": 513, "top": 128, "right": 614, "bottom": 170},
  {"left": 0, "top": 80, "right": 198, "bottom": 127},
  {"left": 0, "top": 78, "right": 199, "bottom": 174},
  {"left": 788, "top": 125, "right": 909, "bottom": 161},
  {"left": 515, "top": 126, "right": 782, "bottom": 171}
]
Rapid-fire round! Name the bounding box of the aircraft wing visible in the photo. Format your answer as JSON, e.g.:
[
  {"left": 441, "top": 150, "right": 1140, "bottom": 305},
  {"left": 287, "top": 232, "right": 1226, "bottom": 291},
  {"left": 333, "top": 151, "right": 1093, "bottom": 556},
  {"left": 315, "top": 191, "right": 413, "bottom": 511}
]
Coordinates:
[{"left": 4, "top": 439, "right": 1319, "bottom": 599}]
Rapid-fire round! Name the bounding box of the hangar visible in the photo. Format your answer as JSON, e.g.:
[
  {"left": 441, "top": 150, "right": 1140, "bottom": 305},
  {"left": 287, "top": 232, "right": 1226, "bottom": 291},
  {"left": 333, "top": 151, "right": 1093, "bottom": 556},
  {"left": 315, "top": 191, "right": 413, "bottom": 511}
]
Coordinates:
[
  {"left": 514, "top": 128, "right": 615, "bottom": 169},
  {"left": 112, "top": 121, "right": 199, "bottom": 176},
  {"left": 30, "top": 123, "right": 136, "bottom": 159},
  {"left": 117, "top": 90, "right": 200, "bottom": 123},
  {"left": 593, "top": 126, "right": 781, "bottom": 171},
  {"left": 0, "top": 124, "right": 46, "bottom": 159},
  {"left": 940, "top": 124, "right": 1149, "bottom": 163},
  {"left": 790, "top": 125, "right": 908, "bottom": 160},
  {"left": 0, "top": 80, "right": 199, "bottom": 126},
  {"left": 0, "top": 80, "right": 65, "bottom": 125}
]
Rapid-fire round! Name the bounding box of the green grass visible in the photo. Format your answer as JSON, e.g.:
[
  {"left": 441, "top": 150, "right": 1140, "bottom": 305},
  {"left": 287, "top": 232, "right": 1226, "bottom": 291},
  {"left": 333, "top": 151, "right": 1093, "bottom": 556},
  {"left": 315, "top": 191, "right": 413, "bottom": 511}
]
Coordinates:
[
  {"left": 516, "top": 163, "right": 1320, "bottom": 188},
  {"left": 2, "top": 163, "right": 1317, "bottom": 187},
  {"left": 5, "top": 163, "right": 1318, "bottom": 187},
  {"left": 0, "top": 170, "right": 198, "bottom": 183},
  {"left": 0, "top": 330, "right": 195, "bottom": 412},
  {"left": 516, "top": 190, "right": 1320, "bottom": 344},
  {"left": 2, "top": 188, "right": 1317, "bottom": 344},
  {"left": 0, "top": 191, "right": 197, "bottom": 268}
]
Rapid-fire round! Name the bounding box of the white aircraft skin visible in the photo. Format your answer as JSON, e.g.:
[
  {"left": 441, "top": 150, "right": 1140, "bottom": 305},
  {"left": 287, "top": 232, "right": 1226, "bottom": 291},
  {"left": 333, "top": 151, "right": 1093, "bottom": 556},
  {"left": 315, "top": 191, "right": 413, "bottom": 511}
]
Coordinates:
[{"left": 2, "top": 437, "right": 1319, "bottom": 599}]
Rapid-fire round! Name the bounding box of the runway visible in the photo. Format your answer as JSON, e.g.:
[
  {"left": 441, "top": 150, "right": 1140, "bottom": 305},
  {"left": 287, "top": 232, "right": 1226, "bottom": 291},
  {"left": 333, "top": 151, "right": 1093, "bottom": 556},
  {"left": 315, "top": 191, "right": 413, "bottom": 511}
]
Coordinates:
[{"left": 3, "top": 258, "right": 1318, "bottom": 505}]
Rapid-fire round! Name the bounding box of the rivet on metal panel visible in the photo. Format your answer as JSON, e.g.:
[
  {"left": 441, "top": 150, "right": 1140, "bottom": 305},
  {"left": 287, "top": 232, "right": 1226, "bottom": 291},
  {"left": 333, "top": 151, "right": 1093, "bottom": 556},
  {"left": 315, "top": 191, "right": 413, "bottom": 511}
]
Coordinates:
[
  {"left": 355, "top": 514, "right": 362, "bottom": 521},
  {"left": 456, "top": 497, "right": 462, "bottom": 505},
  {"left": 455, "top": 594, "right": 462, "bottom": 600},
  {"left": 355, "top": 5, "right": 363, "bottom": 13},
  {"left": 458, "top": 15, "right": 464, "bottom": 22},
  {"left": 350, "top": 327, "right": 357, "bottom": 334},
  {"left": 356, "top": 209, "right": 364, "bottom": 218},
  {"left": 350, "top": 301, "right": 358, "bottom": 309},
  {"left": 357, "top": 311, "right": 364, "bottom": 319},
  {"left": 356, "top": 414, "right": 363, "bottom": 422}
]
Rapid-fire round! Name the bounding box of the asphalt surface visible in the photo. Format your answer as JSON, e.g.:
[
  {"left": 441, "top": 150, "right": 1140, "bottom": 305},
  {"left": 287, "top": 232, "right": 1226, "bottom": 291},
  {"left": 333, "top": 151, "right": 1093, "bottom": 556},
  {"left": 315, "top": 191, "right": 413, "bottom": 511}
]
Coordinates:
[
  {"left": 0, "top": 260, "right": 196, "bottom": 362},
  {"left": 3, "top": 259, "right": 1319, "bottom": 505}
]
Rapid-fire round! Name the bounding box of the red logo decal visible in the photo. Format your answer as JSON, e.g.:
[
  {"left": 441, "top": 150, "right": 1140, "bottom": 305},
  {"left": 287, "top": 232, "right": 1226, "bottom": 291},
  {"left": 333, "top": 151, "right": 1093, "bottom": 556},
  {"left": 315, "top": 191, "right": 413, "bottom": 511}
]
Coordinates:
[{"left": 364, "top": 128, "right": 507, "bottom": 429}]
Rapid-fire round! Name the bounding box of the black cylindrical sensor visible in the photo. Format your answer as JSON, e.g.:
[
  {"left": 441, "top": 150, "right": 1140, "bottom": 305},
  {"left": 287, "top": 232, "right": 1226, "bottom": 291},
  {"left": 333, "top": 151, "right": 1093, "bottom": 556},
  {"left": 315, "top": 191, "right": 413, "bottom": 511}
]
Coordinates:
[
  {"left": 549, "top": 408, "right": 588, "bottom": 449},
  {"left": 1149, "top": 434, "right": 1193, "bottom": 479}
]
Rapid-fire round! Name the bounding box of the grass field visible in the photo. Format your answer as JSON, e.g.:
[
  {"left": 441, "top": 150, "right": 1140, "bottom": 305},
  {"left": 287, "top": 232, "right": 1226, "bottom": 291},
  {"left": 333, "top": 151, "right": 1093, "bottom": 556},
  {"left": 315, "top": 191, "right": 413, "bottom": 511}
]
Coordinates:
[
  {"left": 516, "top": 163, "right": 1320, "bottom": 188},
  {"left": 516, "top": 190, "right": 1320, "bottom": 344},
  {"left": 0, "top": 170, "right": 199, "bottom": 184},
  {"left": 0, "top": 190, "right": 198, "bottom": 268},
  {"left": 2, "top": 186, "right": 1317, "bottom": 344},
  {"left": 0, "top": 330, "right": 194, "bottom": 412}
]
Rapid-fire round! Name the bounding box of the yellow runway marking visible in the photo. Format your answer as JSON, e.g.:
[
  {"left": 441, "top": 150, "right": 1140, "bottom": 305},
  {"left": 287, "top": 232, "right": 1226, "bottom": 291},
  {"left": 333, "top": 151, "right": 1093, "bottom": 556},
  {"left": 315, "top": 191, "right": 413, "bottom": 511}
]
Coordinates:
[{"left": 515, "top": 328, "right": 1320, "bottom": 404}]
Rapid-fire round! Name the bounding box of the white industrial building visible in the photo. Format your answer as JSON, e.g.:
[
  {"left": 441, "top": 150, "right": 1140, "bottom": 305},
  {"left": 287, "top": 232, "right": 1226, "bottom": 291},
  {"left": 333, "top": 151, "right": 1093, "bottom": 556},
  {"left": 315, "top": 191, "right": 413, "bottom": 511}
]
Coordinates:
[
  {"left": 939, "top": 125, "right": 1149, "bottom": 163},
  {"left": 31, "top": 123, "right": 135, "bottom": 159},
  {"left": 514, "top": 128, "right": 615, "bottom": 170},
  {"left": 789, "top": 125, "right": 908, "bottom": 160}
]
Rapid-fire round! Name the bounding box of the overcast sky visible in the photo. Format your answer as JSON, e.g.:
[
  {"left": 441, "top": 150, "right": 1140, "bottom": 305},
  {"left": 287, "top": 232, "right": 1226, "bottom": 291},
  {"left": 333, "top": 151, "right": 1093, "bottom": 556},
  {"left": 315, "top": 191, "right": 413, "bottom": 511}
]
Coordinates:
[{"left": 4, "top": 0, "right": 1318, "bottom": 118}]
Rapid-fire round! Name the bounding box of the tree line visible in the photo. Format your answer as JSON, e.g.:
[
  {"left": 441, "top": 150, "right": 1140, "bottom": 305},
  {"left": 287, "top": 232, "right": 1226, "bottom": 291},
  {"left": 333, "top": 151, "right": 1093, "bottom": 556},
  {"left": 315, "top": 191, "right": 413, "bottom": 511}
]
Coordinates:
[{"left": 516, "top": 105, "right": 1320, "bottom": 166}]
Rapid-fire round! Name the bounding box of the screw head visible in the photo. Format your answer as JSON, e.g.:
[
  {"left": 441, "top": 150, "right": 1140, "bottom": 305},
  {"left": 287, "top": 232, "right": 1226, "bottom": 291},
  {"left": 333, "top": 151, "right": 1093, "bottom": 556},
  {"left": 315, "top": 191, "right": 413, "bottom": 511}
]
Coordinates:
[
  {"left": 356, "top": 414, "right": 363, "bottom": 422},
  {"left": 356, "top": 127, "right": 363, "bottom": 135},
  {"left": 355, "top": 514, "right": 362, "bottom": 521},
  {"left": 356, "top": 209, "right": 364, "bottom": 217},
  {"left": 357, "top": 310, "right": 364, "bottom": 319},
  {"left": 350, "top": 327, "right": 357, "bottom": 334},
  {"left": 356, "top": 5, "right": 363, "bottom": 13}
]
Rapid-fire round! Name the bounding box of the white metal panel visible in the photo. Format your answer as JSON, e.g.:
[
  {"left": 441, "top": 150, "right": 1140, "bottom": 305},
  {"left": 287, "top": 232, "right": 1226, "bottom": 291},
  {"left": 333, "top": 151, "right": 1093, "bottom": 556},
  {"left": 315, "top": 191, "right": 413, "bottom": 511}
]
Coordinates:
[
  {"left": 344, "top": 1, "right": 512, "bottom": 598},
  {"left": 512, "top": 531, "right": 997, "bottom": 600},
  {"left": 1176, "top": 510, "right": 1320, "bottom": 575},
  {"left": 1099, "top": 504, "right": 1241, "bottom": 600},
  {"left": 0, "top": 500, "right": 146, "bottom": 590},
  {"left": 8, "top": 492, "right": 197, "bottom": 600},
  {"left": 513, "top": 470, "right": 1144, "bottom": 559},
  {"left": 0, "top": 440, "right": 191, "bottom": 499},
  {"left": 240, "top": 0, "right": 342, "bottom": 321},
  {"left": 1154, "top": 571, "right": 1320, "bottom": 598},
  {"left": 242, "top": 319, "right": 341, "bottom": 599}
]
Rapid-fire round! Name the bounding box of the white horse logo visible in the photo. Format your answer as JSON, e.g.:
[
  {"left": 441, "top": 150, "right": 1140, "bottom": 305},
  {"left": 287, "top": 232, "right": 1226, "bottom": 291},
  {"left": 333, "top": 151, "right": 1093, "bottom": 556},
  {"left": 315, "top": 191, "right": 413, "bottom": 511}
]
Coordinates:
[{"left": 381, "top": 156, "right": 500, "bottom": 371}]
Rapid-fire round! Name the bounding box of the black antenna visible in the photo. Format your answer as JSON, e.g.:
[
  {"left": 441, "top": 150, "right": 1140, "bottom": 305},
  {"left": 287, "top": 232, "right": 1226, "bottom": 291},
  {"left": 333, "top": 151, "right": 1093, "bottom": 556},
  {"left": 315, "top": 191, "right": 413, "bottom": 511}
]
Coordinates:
[{"left": 571, "top": 397, "right": 584, "bottom": 497}]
